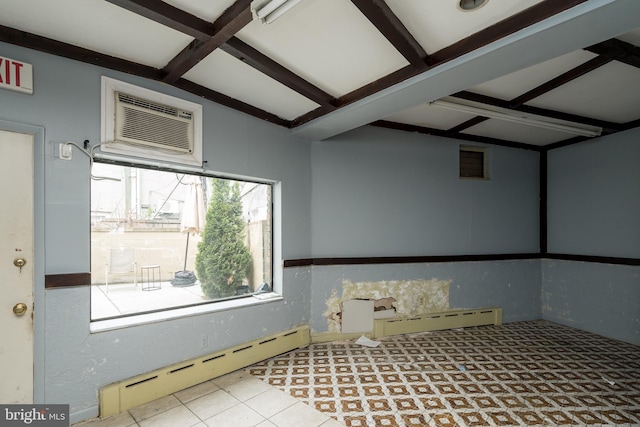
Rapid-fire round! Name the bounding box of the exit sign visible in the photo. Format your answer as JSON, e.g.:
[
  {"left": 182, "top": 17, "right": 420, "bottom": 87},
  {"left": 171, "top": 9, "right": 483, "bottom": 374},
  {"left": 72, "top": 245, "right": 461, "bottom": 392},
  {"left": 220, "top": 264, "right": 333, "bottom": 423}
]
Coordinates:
[{"left": 0, "top": 55, "right": 33, "bottom": 94}]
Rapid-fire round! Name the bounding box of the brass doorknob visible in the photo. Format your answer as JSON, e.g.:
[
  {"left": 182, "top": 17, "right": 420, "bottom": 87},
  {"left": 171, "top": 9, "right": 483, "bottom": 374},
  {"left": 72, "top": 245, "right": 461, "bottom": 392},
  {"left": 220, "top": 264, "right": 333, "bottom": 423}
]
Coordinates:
[
  {"left": 13, "top": 258, "right": 26, "bottom": 268},
  {"left": 13, "top": 303, "right": 28, "bottom": 316}
]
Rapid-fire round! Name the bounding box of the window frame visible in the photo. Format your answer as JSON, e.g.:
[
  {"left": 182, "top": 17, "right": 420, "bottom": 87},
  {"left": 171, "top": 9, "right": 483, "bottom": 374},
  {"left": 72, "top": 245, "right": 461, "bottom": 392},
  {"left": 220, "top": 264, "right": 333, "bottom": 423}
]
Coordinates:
[{"left": 89, "top": 158, "right": 279, "bottom": 330}]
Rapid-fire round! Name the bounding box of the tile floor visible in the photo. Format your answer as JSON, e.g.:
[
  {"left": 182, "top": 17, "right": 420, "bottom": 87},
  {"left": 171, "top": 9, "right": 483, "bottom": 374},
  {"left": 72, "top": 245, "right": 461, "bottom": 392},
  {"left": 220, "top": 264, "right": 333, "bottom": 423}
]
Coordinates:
[
  {"left": 250, "top": 320, "right": 639, "bottom": 426},
  {"left": 73, "top": 370, "right": 344, "bottom": 427},
  {"left": 74, "top": 320, "right": 639, "bottom": 427}
]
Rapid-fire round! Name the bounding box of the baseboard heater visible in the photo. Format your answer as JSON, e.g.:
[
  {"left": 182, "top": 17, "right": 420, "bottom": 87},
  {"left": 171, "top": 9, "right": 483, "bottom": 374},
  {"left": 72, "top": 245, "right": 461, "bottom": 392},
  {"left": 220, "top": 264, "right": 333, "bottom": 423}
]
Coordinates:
[
  {"left": 373, "top": 307, "right": 502, "bottom": 338},
  {"left": 100, "top": 325, "right": 310, "bottom": 418}
]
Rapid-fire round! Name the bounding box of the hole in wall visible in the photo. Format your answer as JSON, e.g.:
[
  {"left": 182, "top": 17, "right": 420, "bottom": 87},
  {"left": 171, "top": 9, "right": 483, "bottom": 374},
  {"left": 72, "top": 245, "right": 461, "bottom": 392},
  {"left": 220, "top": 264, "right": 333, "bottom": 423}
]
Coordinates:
[{"left": 324, "top": 279, "right": 451, "bottom": 333}]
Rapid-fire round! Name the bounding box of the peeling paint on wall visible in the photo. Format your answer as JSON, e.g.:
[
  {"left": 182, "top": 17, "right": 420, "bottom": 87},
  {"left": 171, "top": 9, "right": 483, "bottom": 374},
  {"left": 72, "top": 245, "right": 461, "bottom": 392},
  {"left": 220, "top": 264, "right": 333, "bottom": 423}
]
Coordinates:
[{"left": 324, "top": 279, "right": 451, "bottom": 332}]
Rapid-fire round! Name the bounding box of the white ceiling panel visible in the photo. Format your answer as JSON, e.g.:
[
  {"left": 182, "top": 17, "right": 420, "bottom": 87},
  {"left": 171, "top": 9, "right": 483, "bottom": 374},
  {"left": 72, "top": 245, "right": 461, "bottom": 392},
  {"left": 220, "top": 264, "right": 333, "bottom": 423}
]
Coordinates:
[
  {"left": 183, "top": 50, "right": 320, "bottom": 121},
  {"left": 384, "top": 104, "right": 475, "bottom": 130},
  {"left": 162, "top": 0, "right": 235, "bottom": 22},
  {"left": 525, "top": 61, "right": 640, "bottom": 123},
  {"left": 236, "top": 0, "right": 409, "bottom": 97},
  {"left": 385, "top": 0, "right": 545, "bottom": 54},
  {"left": 0, "top": 0, "right": 192, "bottom": 68},
  {"left": 463, "top": 119, "right": 569, "bottom": 146},
  {"left": 470, "top": 50, "right": 597, "bottom": 101},
  {"left": 616, "top": 28, "right": 640, "bottom": 47}
]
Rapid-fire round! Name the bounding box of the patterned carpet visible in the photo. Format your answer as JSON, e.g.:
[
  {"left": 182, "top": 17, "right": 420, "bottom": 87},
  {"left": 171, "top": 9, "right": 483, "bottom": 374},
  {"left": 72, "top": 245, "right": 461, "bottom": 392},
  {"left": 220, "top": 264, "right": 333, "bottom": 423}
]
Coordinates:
[{"left": 248, "top": 320, "right": 640, "bottom": 426}]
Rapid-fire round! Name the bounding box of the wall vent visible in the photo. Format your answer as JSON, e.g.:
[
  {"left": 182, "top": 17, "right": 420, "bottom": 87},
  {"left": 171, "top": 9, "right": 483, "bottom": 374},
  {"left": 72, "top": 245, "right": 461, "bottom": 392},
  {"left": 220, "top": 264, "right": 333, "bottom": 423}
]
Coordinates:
[
  {"left": 373, "top": 307, "right": 502, "bottom": 338},
  {"left": 99, "top": 325, "right": 310, "bottom": 418},
  {"left": 101, "top": 77, "right": 203, "bottom": 166},
  {"left": 460, "top": 145, "right": 489, "bottom": 179}
]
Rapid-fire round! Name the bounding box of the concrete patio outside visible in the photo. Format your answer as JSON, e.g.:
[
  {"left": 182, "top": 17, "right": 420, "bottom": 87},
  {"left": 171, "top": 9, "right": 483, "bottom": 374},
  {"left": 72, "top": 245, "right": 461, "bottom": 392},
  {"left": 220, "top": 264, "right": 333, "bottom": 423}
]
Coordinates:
[{"left": 91, "top": 280, "right": 208, "bottom": 320}]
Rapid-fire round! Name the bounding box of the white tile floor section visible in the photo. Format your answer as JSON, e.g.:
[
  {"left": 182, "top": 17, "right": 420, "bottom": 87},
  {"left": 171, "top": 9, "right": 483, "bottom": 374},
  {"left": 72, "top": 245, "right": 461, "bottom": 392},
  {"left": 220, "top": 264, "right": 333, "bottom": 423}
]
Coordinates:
[{"left": 72, "top": 370, "right": 345, "bottom": 427}]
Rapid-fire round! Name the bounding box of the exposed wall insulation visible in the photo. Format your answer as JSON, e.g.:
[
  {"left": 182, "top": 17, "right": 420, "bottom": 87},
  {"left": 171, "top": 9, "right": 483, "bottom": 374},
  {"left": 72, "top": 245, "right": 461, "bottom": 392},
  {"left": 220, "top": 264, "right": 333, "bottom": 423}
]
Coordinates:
[{"left": 324, "top": 279, "right": 451, "bottom": 332}]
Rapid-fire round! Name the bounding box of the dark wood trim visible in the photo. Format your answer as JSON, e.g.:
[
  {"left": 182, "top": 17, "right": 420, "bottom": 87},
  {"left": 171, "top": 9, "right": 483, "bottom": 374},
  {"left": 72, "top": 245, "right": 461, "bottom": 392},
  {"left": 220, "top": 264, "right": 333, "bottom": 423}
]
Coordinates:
[
  {"left": 509, "top": 56, "right": 612, "bottom": 108},
  {"left": 446, "top": 116, "right": 489, "bottom": 135},
  {"left": 283, "top": 258, "right": 315, "bottom": 268},
  {"left": 454, "top": 91, "right": 622, "bottom": 133},
  {"left": 335, "top": 64, "right": 420, "bottom": 110},
  {"left": 0, "top": 25, "right": 290, "bottom": 128},
  {"left": 543, "top": 135, "right": 589, "bottom": 151},
  {"left": 430, "top": 0, "right": 588, "bottom": 66},
  {"left": 586, "top": 38, "right": 640, "bottom": 69},
  {"left": 516, "top": 105, "right": 621, "bottom": 134},
  {"left": 539, "top": 150, "right": 547, "bottom": 254},
  {"left": 172, "top": 78, "right": 291, "bottom": 127},
  {"left": 161, "top": 0, "right": 252, "bottom": 83},
  {"left": 0, "top": 25, "right": 162, "bottom": 80},
  {"left": 285, "top": 253, "right": 640, "bottom": 268},
  {"left": 221, "top": 37, "right": 336, "bottom": 108},
  {"left": 305, "top": 0, "right": 591, "bottom": 126},
  {"left": 545, "top": 253, "right": 640, "bottom": 266},
  {"left": 0, "top": 0, "right": 604, "bottom": 137},
  {"left": 284, "top": 253, "right": 541, "bottom": 267},
  {"left": 45, "top": 273, "right": 91, "bottom": 289},
  {"left": 621, "top": 118, "right": 640, "bottom": 131},
  {"left": 2, "top": 0, "right": 630, "bottom": 142},
  {"left": 350, "top": 0, "right": 427, "bottom": 67},
  {"left": 372, "top": 120, "right": 542, "bottom": 152},
  {"left": 445, "top": 56, "right": 611, "bottom": 141},
  {"left": 542, "top": 117, "right": 640, "bottom": 151},
  {"left": 104, "top": 0, "right": 214, "bottom": 41}
]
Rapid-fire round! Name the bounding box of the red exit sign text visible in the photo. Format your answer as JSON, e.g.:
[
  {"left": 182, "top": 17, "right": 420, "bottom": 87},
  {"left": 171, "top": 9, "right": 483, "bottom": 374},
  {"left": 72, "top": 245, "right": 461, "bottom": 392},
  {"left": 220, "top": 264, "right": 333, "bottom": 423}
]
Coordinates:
[{"left": 0, "top": 56, "right": 33, "bottom": 94}]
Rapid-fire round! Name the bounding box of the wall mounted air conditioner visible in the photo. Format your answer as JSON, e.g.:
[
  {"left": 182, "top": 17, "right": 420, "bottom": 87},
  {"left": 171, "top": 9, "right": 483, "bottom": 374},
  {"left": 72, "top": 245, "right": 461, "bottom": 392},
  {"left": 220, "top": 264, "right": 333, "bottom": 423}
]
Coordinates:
[{"left": 101, "top": 77, "right": 203, "bottom": 166}]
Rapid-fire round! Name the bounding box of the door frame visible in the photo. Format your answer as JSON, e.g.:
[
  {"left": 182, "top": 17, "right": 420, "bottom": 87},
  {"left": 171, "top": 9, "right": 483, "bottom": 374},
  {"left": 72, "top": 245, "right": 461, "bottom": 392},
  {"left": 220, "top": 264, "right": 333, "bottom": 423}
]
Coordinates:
[{"left": 0, "top": 120, "right": 45, "bottom": 403}]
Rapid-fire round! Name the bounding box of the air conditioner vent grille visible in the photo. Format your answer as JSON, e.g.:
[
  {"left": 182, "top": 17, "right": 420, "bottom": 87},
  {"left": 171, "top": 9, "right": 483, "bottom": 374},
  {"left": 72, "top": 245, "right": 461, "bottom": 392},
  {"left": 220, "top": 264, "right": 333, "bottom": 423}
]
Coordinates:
[
  {"left": 118, "top": 93, "right": 181, "bottom": 117},
  {"left": 120, "top": 107, "right": 192, "bottom": 152},
  {"left": 114, "top": 91, "right": 194, "bottom": 154}
]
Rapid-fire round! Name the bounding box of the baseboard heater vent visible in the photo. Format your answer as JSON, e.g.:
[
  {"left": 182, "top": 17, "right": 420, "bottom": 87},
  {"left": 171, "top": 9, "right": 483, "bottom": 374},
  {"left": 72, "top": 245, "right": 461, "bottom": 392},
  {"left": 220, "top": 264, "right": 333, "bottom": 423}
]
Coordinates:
[
  {"left": 373, "top": 307, "right": 502, "bottom": 338},
  {"left": 100, "top": 325, "right": 310, "bottom": 418}
]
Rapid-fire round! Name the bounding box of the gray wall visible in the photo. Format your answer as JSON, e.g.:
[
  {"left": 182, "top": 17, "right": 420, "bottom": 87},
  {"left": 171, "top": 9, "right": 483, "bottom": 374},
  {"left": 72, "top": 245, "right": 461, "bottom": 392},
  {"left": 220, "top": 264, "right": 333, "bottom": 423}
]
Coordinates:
[
  {"left": 0, "top": 42, "right": 312, "bottom": 423},
  {"left": 311, "top": 126, "right": 540, "bottom": 257},
  {"left": 545, "top": 128, "right": 640, "bottom": 345},
  {"left": 308, "top": 126, "right": 541, "bottom": 332},
  {"left": 547, "top": 129, "right": 640, "bottom": 258},
  {"left": 541, "top": 260, "right": 639, "bottom": 345}
]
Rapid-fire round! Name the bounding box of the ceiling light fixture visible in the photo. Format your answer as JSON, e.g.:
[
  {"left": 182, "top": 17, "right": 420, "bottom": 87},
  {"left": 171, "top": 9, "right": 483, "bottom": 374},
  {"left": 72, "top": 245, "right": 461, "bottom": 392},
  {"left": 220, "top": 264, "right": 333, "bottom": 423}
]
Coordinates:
[
  {"left": 251, "top": 0, "right": 303, "bottom": 24},
  {"left": 459, "top": 0, "right": 488, "bottom": 11},
  {"left": 430, "top": 97, "right": 603, "bottom": 137}
]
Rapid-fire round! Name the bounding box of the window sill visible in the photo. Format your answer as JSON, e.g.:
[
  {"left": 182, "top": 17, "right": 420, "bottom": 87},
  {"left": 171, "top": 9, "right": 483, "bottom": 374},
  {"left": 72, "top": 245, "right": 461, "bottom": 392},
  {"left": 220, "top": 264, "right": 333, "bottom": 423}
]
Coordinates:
[{"left": 89, "top": 292, "right": 283, "bottom": 333}]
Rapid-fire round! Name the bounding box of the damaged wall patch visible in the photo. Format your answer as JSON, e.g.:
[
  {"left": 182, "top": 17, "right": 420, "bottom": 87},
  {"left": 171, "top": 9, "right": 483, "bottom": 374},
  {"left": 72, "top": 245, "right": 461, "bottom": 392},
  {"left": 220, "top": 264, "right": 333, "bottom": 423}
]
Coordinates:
[{"left": 324, "top": 279, "right": 451, "bottom": 332}]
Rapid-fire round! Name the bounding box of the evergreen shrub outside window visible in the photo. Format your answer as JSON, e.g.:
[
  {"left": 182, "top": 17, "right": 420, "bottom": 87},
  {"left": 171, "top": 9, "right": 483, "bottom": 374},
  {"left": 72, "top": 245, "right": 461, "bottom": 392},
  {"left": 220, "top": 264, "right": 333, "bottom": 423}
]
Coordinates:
[{"left": 196, "top": 179, "right": 252, "bottom": 299}]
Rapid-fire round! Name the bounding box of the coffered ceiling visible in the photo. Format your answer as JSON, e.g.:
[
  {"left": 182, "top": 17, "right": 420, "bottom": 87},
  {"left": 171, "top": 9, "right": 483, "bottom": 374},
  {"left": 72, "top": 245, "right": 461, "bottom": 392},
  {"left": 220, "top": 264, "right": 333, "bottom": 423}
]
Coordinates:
[{"left": 0, "top": 0, "right": 639, "bottom": 149}]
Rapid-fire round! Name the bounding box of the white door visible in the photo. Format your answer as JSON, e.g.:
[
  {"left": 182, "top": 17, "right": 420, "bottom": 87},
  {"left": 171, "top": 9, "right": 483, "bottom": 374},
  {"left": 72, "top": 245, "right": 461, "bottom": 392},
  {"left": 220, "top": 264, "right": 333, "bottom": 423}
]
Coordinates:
[{"left": 0, "top": 129, "right": 34, "bottom": 403}]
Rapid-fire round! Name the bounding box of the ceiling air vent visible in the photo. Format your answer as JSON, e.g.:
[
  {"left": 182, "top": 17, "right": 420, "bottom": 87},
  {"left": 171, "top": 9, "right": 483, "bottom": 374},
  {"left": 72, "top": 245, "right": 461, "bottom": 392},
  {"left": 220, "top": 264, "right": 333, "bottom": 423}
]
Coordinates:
[{"left": 101, "top": 77, "right": 203, "bottom": 166}]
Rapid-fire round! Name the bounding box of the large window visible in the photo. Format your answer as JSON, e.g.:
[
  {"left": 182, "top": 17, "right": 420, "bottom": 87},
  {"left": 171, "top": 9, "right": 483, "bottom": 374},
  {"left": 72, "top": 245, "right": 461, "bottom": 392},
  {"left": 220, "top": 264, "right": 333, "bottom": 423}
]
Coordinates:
[{"left": 90, "top": 162, "right": 272, "bottom": 321}]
